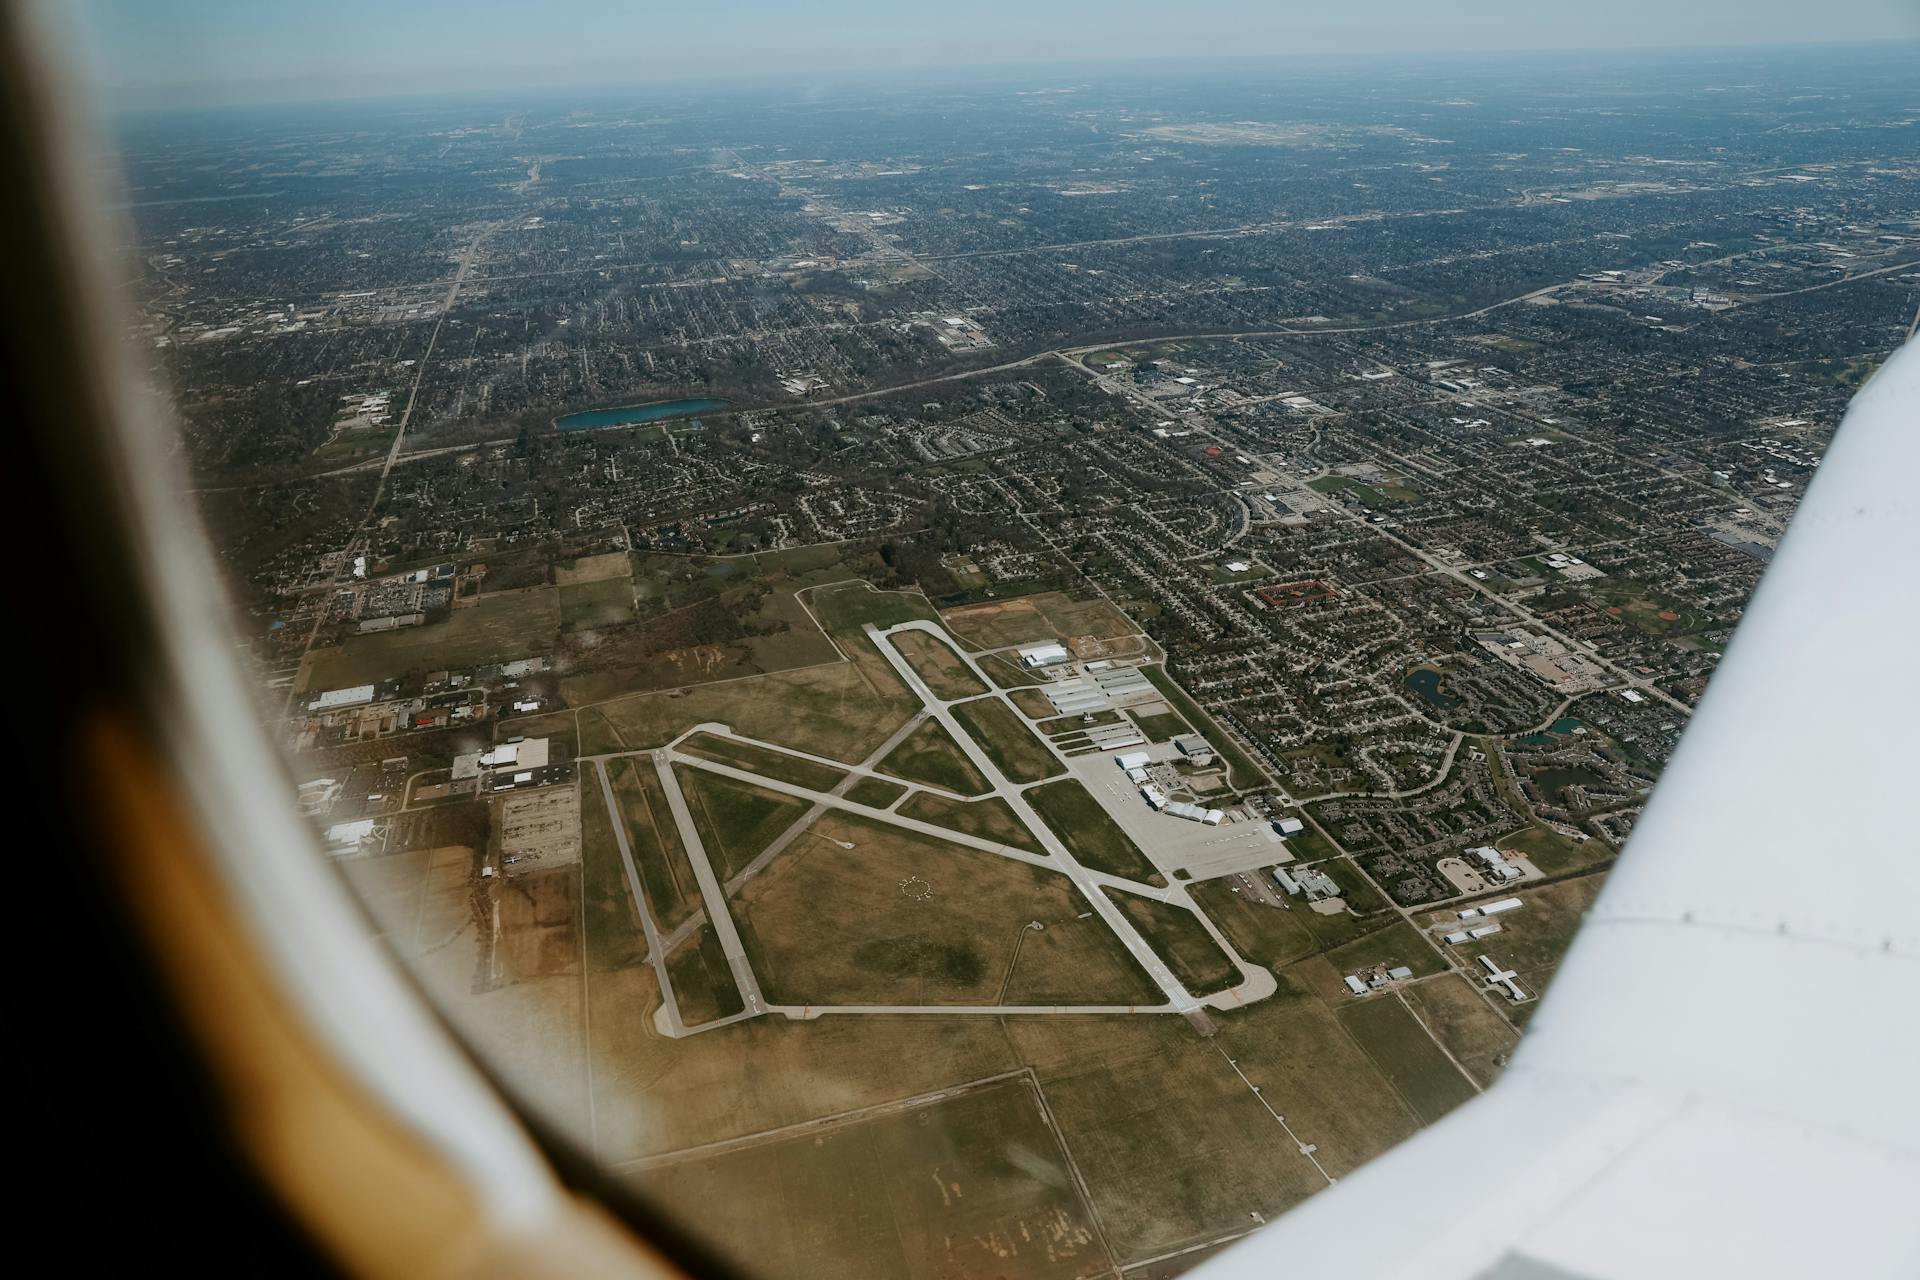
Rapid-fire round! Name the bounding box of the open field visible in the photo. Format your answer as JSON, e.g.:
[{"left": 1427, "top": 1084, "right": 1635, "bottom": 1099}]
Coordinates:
[
  {"left": 496, "top": 708, "right": 579, "bottom": 761},
  {"left": 843, "top": 775, "right": 908, "bottom": 808},
  {"left": 1189, "top": 881, "right": 1321, "bottom": 972},
  {"left": 305, "top": 589, "right": 559, "bottom": 690},
  {"left": 581, "top": 772, "right": 647, "bottom": 972},
  {"left": 890, "top": 629, "right": 989, "bottom": 701},
  {"left": 1026, "top": 778, "right": 1165, "bottom": 885},
  {"left": 941, "top": 591, "right": 1136, "bottom": 651},
  {"left": 676, "top": 731, "right": 847, "bottom": 792},
  {"left": 953, "top": 696, "right": 1065, "bottom": 783},
  {"left": 577, "top": 660, "right": 917, "bottom": 762},
  {"left": 1102, "top": 888, "right": 1241, "bottom": 996},
  {"left": 807, "top": 581, "right": 940, "bottom": 633},
  {"left": 1128, "top": 707, "right": 1191, "bottom": 743},
  {"left": 625, "top": 1076, "right": 1111, "bottom": 1280},
  {"left": 665, "top": 923, "right": 746, "bottom": 1025},
  {"left": 733, "top": 811, "right": 1161, "bottom": 1007},
  {"left": 553, "top": 551, "right": 632, "bottom": 587},
  {"left": 676, "top": 767, "right": 812, "bottom": 881},
  {"left": 604, "top": 758, "right": 703, "bottom": 932},
  {"left": 1402, "top": 973, "right": 1520, "bottom": 1088},
  {"left": 1336, "top": 993, "right": 1478, "bottom": 1124},
  {"left": 878, "top": 719, "right": 992, "bottom": 796},
  {"left": 1497, "top": 823, "right": 1613, "bottom": 876},
  {"left": 559, "top": 577, "right": 636, "bottom": 629},
  {"left": 1009, "top": 686, "right": 1055, "bottom": 718},
  {"left": 897, "top": 791, "right": 1046, "bottom": 854}
]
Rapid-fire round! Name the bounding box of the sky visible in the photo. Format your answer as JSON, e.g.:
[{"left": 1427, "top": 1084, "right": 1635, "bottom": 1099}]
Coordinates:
[{"left": 62, "top": 0, "right": 1920, "bottom": 108}]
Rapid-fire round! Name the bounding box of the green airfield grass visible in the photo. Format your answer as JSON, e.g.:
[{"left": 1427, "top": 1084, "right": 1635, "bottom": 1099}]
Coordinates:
[
  {"left": 1102, "top": 887, "right": 1241, "bottom": 997},
  {"left": 890, "top": 629, "right": 990, "bottom": 700},
  {"left": 1128, "top": 708, "right": 1191, "bottom": 743},
  {"left": 842, "top": 775, "right": 907, "bottom": 809},
  {"left": 732, "top": 811, "right": 1160, "bottom": 1007},
  {"left": 580, "top": 770, "right": 646, "bottom": 973},
  {"left": 623, "top": 1076, "right": 1109, "bottom": 1280},
  {"left": 877, "top": 718, "right": 992, "bottom": 796},
  {"left": 305, "top": 589, "right": 560, "bottom": 690},
  {"left": 896, "top": 790, "right": 1046, "bottom": 854},
  {"left": 605, "top": 758, "right": 703, "bottom": 934},
  {"left": 677, "top": 731, "right": 847, "bottom": 792},
  {"left": 952, "top": 696, "right": 1064, "bottom": 783},
  {"left": 979, "top": 653, "right": 1048, "bottom": 688},
  {"left": 1025, "top": 779, "right": 1164, "bottom": 885},
  {"left": 1337, "top": 993, "right": 1477, "bottom": 1124},
  {"left": 664, "top": 923, "right": 745, "bottom": 1025},
  {"left": 675, "top": 766, "right": 812, "bottom": 881}
]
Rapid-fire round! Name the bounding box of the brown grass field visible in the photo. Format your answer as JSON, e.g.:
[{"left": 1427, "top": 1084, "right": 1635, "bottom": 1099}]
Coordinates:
[
  {"left": 624, "top": 1076, "right": 1110, "bottom": 1280},
  {"left": 576, "top": 660, "right": 918, "bottom": 762},
  {"left": 896, "top": 790, "right": 1046, "bottom": 854},
  {"left": 305, "top": 588, "right": 560, "bottom": 690},
  {"left": 889, "top": 629, "right": 990, "bottom": 700},
  {"left": 877, "top": 718, "right": 992, "bottom": 796},
  {"left": 733, "top": 811, "right": 1161, "bottom": 1007},
  {"left": 953, "top": 696, "right": 1065, "bottom": 783},
  {"left": 941, "top": 592, "right": 1137, "bottom": 651}
]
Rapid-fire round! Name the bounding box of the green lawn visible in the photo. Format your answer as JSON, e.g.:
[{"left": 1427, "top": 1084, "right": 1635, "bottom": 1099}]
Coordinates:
[
  {"left": 1025, "top": 779, "right": 1164, "bottom": 886},
  {"left": 1102, "top": 888, "right": 1241, "bottom": 997},
  {"left": 1337, "top": 994, "right": 1477, "bottom": 1124},
  {"left": 877, "top": 720, "right": 991, "bottom": 796},
  {"left": 677, "top": 731, "right": 847, "bottom": 793}
]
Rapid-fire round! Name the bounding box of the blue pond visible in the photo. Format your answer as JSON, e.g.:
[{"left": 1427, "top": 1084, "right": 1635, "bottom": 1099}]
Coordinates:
[{"left": 555, "top": 397, "right": 730, "bottom": 430}]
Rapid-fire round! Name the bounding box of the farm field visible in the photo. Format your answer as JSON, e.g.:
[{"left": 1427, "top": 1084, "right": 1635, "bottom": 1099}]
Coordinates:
[{"left": 1336, "top": 993, "right": 1478, "bottom": 1124}]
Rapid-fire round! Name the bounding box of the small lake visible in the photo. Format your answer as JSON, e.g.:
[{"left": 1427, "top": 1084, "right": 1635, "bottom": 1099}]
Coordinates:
[
  {"left": 1404, "top": 668, "right": 1462, "bottom": 710},
  {"left": 555, "top": 397, "right": 731, "bottom": 431}
]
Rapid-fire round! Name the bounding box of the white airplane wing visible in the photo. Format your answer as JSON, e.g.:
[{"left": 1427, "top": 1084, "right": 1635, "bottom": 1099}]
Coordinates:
[{"left": 1196, "top": 336, "right": 1920, "bottom": 1280}]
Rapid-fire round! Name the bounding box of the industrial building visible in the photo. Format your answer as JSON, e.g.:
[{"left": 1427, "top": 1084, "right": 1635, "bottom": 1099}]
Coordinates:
[
  {"left": 1017, "top": 642, "right": 1070, "bottom": 668},
  {"left": 309, "top": 684, "right": 376, "bottom": 713}
]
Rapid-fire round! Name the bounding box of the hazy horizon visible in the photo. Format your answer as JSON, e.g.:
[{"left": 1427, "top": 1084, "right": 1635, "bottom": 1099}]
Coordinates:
[{"left": 64, "top": 0, "right": 1920, "bottom": 110}]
